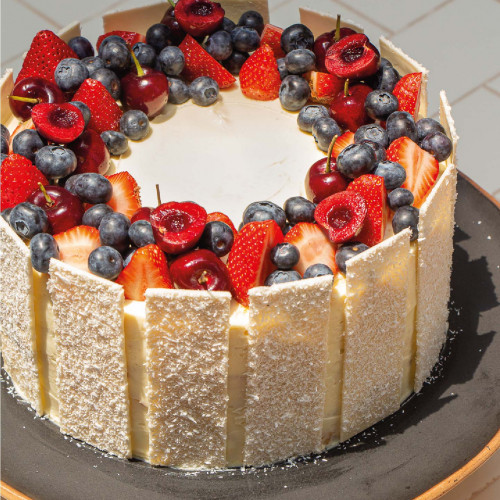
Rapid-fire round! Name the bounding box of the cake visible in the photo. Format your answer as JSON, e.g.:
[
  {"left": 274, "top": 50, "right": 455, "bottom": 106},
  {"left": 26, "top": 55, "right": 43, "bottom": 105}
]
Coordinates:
[{"left": 0, "top": 1, "right": 458, "bottom": 470}]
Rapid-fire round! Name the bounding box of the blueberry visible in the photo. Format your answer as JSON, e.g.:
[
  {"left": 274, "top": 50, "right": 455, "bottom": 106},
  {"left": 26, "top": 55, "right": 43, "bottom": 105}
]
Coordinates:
[
  {"left": 9, "top": 202, "right": 49, "bottom": 240},
  {"left": 128, "top": 220, "right": 156, "bottom": 248},
  {"left": 100, "top": 130, "right": 128, "bottom": 156},
  {"left": 354, "top": 124, "right": 388, "bottom": 149},
  {"left": 359, "top": 139, "right": 386, "bottom": 165},
  {"left": 312, "top": 117, "right": 342, "bottom": 152},
  {"left": 88, "top": 246, "right": 124, "bottom": 280},
  {"left": 298, "top": 105, "right": 330, "bottom": 133},
  {"left": 379, "top": 57, "right": 393, "bottom": 69},
  {"left": 222, "top": 17, "right": 237, "bottom": 32},
  {"left": 89, "top": 68, "right": 120, "bottom": 99},
  {"left": 98, "top": 35, "right": 127, "bottom": 58},
  {"left": 223, "top": 50, "right": 249, "bottom": 75},
  {"left": 279, "top": 75, "right": 311, "bottom": 112},
  {"left": 392, "top": 206, "right": 419, "bottom": 241},
  {"left": 238, "top": 10, "right": 264, "bottom": 35},
  {"left": 12, "top": 129, "right": 45, "bottom": 163},
  {"left": 199, "top": 220, "right": 234, "bottom": 257},
  {"left": 100, "top": 41, "right": 131, "bottom": 72},
  {"left": 1, "top": 124, "right": 10, "bottom": 142},
  {"left": 284, "top": 196, "right": 316, "bottom": 224},
  {"left": 206, "top": 31, "right": 233, "bottom": 61},
  {"left": 285, "top": 49, "right": 316, "bottom": 74},
  {"left": 158, "top": 46, "right": 185, "bottom": 76},
  {"left": 63, "top": 174, "right": 81, "bottom": 196},
  {"left": 265, "top": 269, "right": 302, "bottom": 286},
  {"left": 123, "top": 247, "right": 137, "bottom": 267},
  {"left": 167, "top": 77, "right": 191, "bottom": 104},
  {"left": 388, "top": 188, "right": 414, "bottom": 209},
  {"left": 74, "top": 173, "right": 113, "bottom": 204},
  {"left": 35, "top": 145, "right": 77, "bottom": 180},
  {"left": 82, "top": 203, "right": 114, "bottom": 228},
  {"left": 1, "top": 208, "right": 12, "bottom": 225},
  {"left": 30, "top": 233, "right": 60, "bottom": 273},
  {"left": 1, "top": 136, "right": 8, "bottom": 155},
  {"left": 337, "top": 143, "right": 376, "bottom": 179},
  {"left": 146, "top": 23, "right": 171, "bottom": 53},
  {"left": 374, "top": 160, "right": 406, "bottom": 190},
  {"left": 81, "top": 56, "right": 105, "bottom": 75},
  {"left": 0, "top": 153, "right": 7, "bottom": 164},
  {"left": 335, "top": 242, "right": 369, "bottom": 274},
  {"left": 133, "top": 42, "right": 156, "bottom": 68},
  {"left": 386, "top": 111, "right": 417, "bottom": 143},
  {"left": 190, "top": 77, "right": 219, "bottom": 107},
  {"left": 231, "top": 26, "right": 260, "bottom": 52},
  {"left": 120, "top": 110, "right": 150, "bottom": 140},
  {"left": 69, "top": 101, "right": 91, "bottom": 127},
  {"left": 420, "top": 132, "right": 453, "bottom": 162},
  {"left": 68, "top": 36, "right": 94, "bottom": 59},
  {"left": 280, "top": 24, "right": 314, "bottom": 53},
  {"left": 303, "top": 263, "right": 334, "bottom": 279},
  {"left": 243, "top": 201, "right": 287, "bottom": 229},
  {"left": 270, "top": 243, "right": 300, "bottom": 270},
  {"left": 365, "top": 90, "right": 399, "bottom": 121},
  {"left": 99, "top": 212, "right": 131, "bottom": 252},
  {"left": 368, "top": 64, "right": 400, "bottom": 92},
  {"left": 277, "top": 57, "right": 289, "bottom": 80},
  {"left": 54, "top": 58, "right": 88, "bottom": 95},
  {"left": 416, "top": 118, "right": 445, "bottom": 142}
]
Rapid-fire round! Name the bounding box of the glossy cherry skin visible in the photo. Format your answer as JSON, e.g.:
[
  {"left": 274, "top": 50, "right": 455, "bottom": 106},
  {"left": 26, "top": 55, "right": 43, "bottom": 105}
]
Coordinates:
[
  {"left": 305, "top": 158, "right": 349, "bottom": 204},
  {"left": 170, "top": 249, "right": 231, "bottom": 291},
  {"left": 27, "top": 185, "right": 84, "bottom": 234},
  {"left": 160, "top": 6, "right": 186, "bottom": 45},
  {"left": 121, "top": 66, "right": 169, "bottom": 119},
  {"left": 69, "top": 129, "right": 110, "bottom": 175},
  {"left": 131, "top": 206, "right": 153, "bottom": 223},
  {"left": 9, "top": 77, "right": 66, "bottom": 121},
  {"left": 313, "top": 28, "right": 358, "bottom": 72},
  {"left": 330, "top": 83, "right": 372, "bottom": 132}
]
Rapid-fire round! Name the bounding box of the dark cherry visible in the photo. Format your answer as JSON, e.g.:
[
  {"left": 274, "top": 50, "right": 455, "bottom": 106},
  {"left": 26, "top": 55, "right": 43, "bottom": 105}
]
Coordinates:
[
  {"left": 131, "top": 206, "right": 153, "bottom": 223},
  {"left": 314, "top": 27, "right": 357, "bottom": 73},
  {"left": 160, "top": 6, "right": 187, "bottom": 45},
  {"left": 174, "top": 0, "right": 225, "bottom": 38},
  {"left": 69, "top": 129, "right": 110, "bottom": 175},
  {"left": 330, "top": 80, "right": 372, "bottom": 132}
]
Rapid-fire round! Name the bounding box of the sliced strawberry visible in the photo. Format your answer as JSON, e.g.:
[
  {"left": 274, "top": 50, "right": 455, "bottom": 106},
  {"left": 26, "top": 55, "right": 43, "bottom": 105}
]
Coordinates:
[
  {"left": 31, "top": 103, "right": 85, "bottom": 144},
  {"left": 393, "top": 72, "right": 422, "bottom": 119},
  {"left": 179, "top": 34, "right": 236, "bottom": 89},
  {"left": 96, "top": 30, "right": 146, "bottom": 50},
  {"left": 284, "top": 222, "right": 337, "bottom": 275},
  {"left": 332, "top": 131, "right": 355, "bottom": 159},
  {"left": 347, "top": 174, "right": 387, "bottom": 247},
  {"left": 53, "top": 225, "right": 100, "bottom": 272},
  {"left": 16, "top": 30, "right": 77, "bottom": 84},
  {"left": 227, "top": 220, "right": 283, "bottom": 306},
  {"left": 239, "top": 44, "right": 281, "bottom": 101},
  {"left": 0, "top": 154, "right": 49, "bottom": 210},
  {"left": 105, "top": 172, "right": 141, "bottom": 219},
  {"left": 386, "top": 137, "right": 439, "bottom": 208},
  {"left": 260, "top": 24, "right": 285, "bottom": 58},
  {"left": 115, "top": 244, "right": 173, "bottom": 301},
  {"left": 72, "top": 79, "right": 123, "bottom": 134},
  {"left": 9, "top": 119, "right": 35, "bottom": 154},
  {"left": 304, "top": 71, "right": 344, "bottom": 105},
  {"left": 206, "top": 211, "right": 237, "bottom": 235}
]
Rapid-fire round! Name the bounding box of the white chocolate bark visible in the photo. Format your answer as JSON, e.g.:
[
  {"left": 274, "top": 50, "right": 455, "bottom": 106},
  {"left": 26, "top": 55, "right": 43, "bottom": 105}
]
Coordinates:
[{"left": 439, "top": 90, "right": 459, "bottom": 166}]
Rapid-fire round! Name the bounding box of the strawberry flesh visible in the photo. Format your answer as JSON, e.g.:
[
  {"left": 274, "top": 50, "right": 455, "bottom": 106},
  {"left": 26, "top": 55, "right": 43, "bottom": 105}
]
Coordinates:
[
  {"left": 31, "top": 103, "right": 85, "bottom": 144},
  {"left": 305, "top": 71, "right": 344, "bottom": 106},
  {"left": 53, "top": 225, "right": 100, "bottom": 272},
  {"left": 393, "top": 72, "right": 422, "bottom": 119},
  {"left": 260, "top": 24, "right": 286, "bottom": 58},
  {"left": 105, "top": 172, "right": 142, "bottom": 219},
  {"left": 96, "top": 30, "right": 146, "bottom": 50},
  {"left": 332, "top": 131, "right": 355, "bottom": 159}
]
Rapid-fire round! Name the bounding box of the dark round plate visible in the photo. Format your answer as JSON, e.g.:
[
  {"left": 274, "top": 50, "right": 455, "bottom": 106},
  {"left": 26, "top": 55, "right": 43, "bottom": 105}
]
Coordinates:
[{"left": 2, "top": 173, "right": 499, "bottom": 500}]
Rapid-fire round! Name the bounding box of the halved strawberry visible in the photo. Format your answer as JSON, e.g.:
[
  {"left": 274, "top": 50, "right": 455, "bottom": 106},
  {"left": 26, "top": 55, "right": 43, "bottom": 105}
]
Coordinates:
[
  {"left": 284, "top": 222, "right": 337, "bottom": 275},
  {"left": 239, "top": 44, "right": 281, "bottom": 101},
  {"left": 386, "top": 137, "right": 439, "bottom": 208},
  {"left": 347, "top": 174, "right": 387, "bottom": 247},
  {"left": 179, "top": 34, "right": 236, "bottom": 89},
  {"left": 16, "top": 30, "right": 77, "bottom": 84},
  {"left": 206, "top": 211, "right": 237, "bottom": 234},
  {"left": 227, "top": 220, "right": 283, "bottom": 306},
  {"left": 393, "top": 72, "right": 422, "bottom": 119},
  {"left": 31, "top": 103, "right": 85, "bottom": 144},
  {"left": 332, "top": 131, "right": 355, "bottom": 159},
  {"left": 53, "top": 225, "right": 100, "bottom": 272},
  {"left": 9, "top": 119, "right": 35, "bottom": 154},
  {"left": 304, "top": 71, "right": 344, "bottom": 105},
  {"left": 115, "top": 244, "right": 173, "bottom": 301},
  {"left": 105, "top": 172, "right": 141, "bottom": 219},
  {"left": 260, "top": 24, "right": 285, "bottom": 58},
  {"left": 96, "top": 30, "right": 146, "bottom": 50}
]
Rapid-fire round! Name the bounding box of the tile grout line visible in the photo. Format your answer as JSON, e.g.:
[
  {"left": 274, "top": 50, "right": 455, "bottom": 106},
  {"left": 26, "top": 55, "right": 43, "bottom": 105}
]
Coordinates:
[
  {"left": 482, "top": 84, "right": 500, "bottom": 98},
  {"left": 17, "top": 0, "right": 63, "bottom": 30}
]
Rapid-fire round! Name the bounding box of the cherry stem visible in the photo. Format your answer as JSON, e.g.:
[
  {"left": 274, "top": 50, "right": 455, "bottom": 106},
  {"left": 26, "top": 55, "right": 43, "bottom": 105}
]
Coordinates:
[
  {"left": 156, "top": 184, "right": 162, "bottom": 206},
  {"left": 326, "top": 135, "right": 338, "bottom": 174},
  {"left": 344, "top": 78, "right": 350, "bottom": 97},
  {"left": 129, "top": 46, "right": 144, "bottom": 77},
  {"left": 38, "top": 182, "right": 54, "bottom": 207},
  {"left": 9, "top": 95, "right": 40, "bottom": 104},
  {"left": 335, "top": 15, "right": 341, "bottom": 42},
  {"left": 168, "top": 0, "right": 176, "bottom": 7}
]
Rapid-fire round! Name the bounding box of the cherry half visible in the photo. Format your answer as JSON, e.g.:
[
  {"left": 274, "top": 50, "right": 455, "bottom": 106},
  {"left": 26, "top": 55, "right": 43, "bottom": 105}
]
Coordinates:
[
  {"left": 160, "top": 5, "right": 187, "bottom": 45},
  {"left": 69, "top": 129, "right": 110, "bottom": 175},
  {"left": 330, "top": 79, "right": 372, "bottom": 132},
  {"left": 174, "top": 0, "right": 225, "bottom": 38}
]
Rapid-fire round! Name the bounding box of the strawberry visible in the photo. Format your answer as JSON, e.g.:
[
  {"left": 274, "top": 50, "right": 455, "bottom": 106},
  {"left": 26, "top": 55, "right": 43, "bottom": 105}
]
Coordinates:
[
  {"left": 332, "top": 131, "right": 355, "bottom": 159},
  {"left": 347, "top": 174, "right": 387, "bottom": 247},
  {"left": 15, "top": 30, "right": 77, "bottom": 84},
  {"left": 53, "top": 225, "right": 100, "bottom": 272},
  {"left": 260, "top": 24, "right": 285, "bottom": 58},
  {"left": 284, "top": 222, "right": 337, "bottom": 275},
  {"left": 386, "top": 137, "right": 439, "bottom": 208},
  {"left": 239, "top": 44, "right": 281, "bottom": 101},
  {"left": 8, "top": 119, "right": 35, "bottom": 154},
  {"left": 96, "top": 30, "right": 146, "bottom": 50},
  {"left": 206, "top": 211, "right": 237, "bottom": 235},
  {"left": 0, "top": 154, "right": 49, "bottom": 210},
  {"left": 393, "top": 72, "right": 422, "bottom": 119},
  {"left": 227, "top": 220, "right": 283, "bottom": 306},
  {"left": 115, "top": 244, "right": 173, "bottom": 301},
  {"left": 179, "top": 34, "right": 236, "bottom": 89},
  {"left": 72, "top": 79, "right": 123, "bottom": 134},
  {"left": 105, "top": 172, "right": 142, "bottom": 219},
  {"left": 304, "top": 71, "right": 344, "bottom": 105}
]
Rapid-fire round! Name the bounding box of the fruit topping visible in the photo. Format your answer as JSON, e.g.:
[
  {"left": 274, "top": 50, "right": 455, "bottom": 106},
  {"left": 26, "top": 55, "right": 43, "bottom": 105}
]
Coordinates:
[
  {"left": 31, "top": 103, "right": 85, "bottom": 144},
  {"left": 373, "top": 160, "right": 406, "bottom": 190},
  {"left": 335, "top": 242, "right": 369, "bottom": 273},
  {"left": 367, "top": 58, "right": 400, "bottom": 92},
  {"left": 146, "top": 24, "right": 172, "bottom": 54},
  {"left": 420, "top": 132, "right": 453, "bottom": 162},
  {"left": 9, "top": 202, "right": 49, "bottom": 240},
  {"left": 190, "top": 76, "right": 220, "bottom": 106},
  {"left": 283, "top": 196, "right": 316, "bottom": 225},
  {"left": 100, "top": 131, "right": 129, "bottom": 156},
  {"left": 72, "top": 173, "right": 113, "bottom": 204},
  {"left": 105, "top": 171, "right": 142, "bottom": 219},
  {"left": 128, "top": 220, "right": 155, "bottom": 248},
  {"left": 416, "top": 118, "right": 445, "bottom": 142},
  {"left": 99, "top": 212, "right": 131, "bottom": 252},
  {"left": 231, "top": 27, "right": 260, "bottom": 53},
  {"left": 303, "top": 263, "right": 333, "bottom": 279},
  {"left": 330, "top": 80, "right": 372, "bottom": 132},
  {"left": 82, "top": 203, "right": 114, "bottom": 228},
  {"left": 243, "top": 200, "right": 286, "bottom": 230},
  {"left": 304, "top": 71, "right": 344, "bottom": 106},
  {"left": 265, "top": 269, "right": 301, "bottom": 286},
  {"left": 279, "top": 75, "right": 311, "bottom": 111},
  {"left": 206, "top": 211, "right": 237, "bottom": 234},
  {"left": 332, "top": 130, "right": 355, "bottom": 158},
  {"left": 68, "top": 36, "right": 94, "bottom": 59},
  {"left": 35, "top": 145, "right": 77, "bottom": 180},
  {"left": 280, "top": 24, "right": 314, "bottom": 53},
  {"left": 365, "top": 90, "right": 399, "bottom": 121},
  {"left": 133, "top": 42, "right": 157, "bottom": 68},
  {"left": 11, "top": 129, "right": 45, "bottom": 163},
  {"left": 96, "top": 31, "right": 146, "bottom": 51},
  {"left": 69, "top": 129, "right": 110, "bottom": 176},
  {"left": 388, "top": 188, "right": 414, "bottom": 210},
  {"left": 386, "top": 110, "right": 417, "bottom": 143},
  {"left": 270, "top": 242, "right": 300, "bottom": 270},
  {"left": 54, "top": 58, "right": 89, "bottom": 92},
  {"left": 223, "top": 51, "right": 249, "bottom": 75},
  {"left": 115, "top": 244, "right": 173, "bottom": 301},
  {"left": 88, "top": 246, "right": 123, "bottom": 280},
  {"left": 174, "top": 0, "right": 225, "bottom": 38},
  {"left": 70, "top": 101, "right": 91, "bottom": 128},
  {"left": 160, "top": 6, "right": 187, "bottom": 45},
  {"left": 120, "top": 110, "right": 150, "bottom": 141},
  {"left": 30, "top": 233, "right": 60, "bottom": 273},
  {"left": 53, "top": 225, "right": 100, "bottom": 272},
  {"left": 158, "top": 46, "right": 186, "bottom": 75},
  {"left": 238, "top": 10, "right": 265, "bottom": 35},
  {"left": 354, "top": 123, "right": 388, "bottom": 149},
  {"left": 284, "top": 48, "right": 315, "bottom": 75},
  {"left": 198, "top": 220, "right": 234, "bottom": 257},
  {"left": 392, "top": 205, "right": 419, "bottom": 241},
  {"left": 393, "top": 72, "right": 422, "bottom": 119},
  {"left": 170, "top": 248, "right": 231, "bottom": 291},
  {"left": 297, "top": 104, "right": 330, "bottom": 133},
  {"left": 260, "top": 24, "right": 285, "bottom": 58},
  {"left": 337, "top": 142, "right": 376, "bottom": 179}
]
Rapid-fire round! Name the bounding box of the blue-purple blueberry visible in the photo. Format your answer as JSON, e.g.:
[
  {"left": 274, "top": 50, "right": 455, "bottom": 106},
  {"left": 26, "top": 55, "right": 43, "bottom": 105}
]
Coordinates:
[
  {"left": 265, "top": 269, "right": 302, "bottom": 286},
  {"left": 312, "top": 117, "right": 342, "bottom": 152},
  {"left": 9, "top": 202, "right": 49, "bottom": 240},
  {"left": 199, "top": 220, "right": 234, "bottom": 257},
  {"left": 392, "top": 205, "right": 419, "bottom": 241},
  {"left": 30, "top": 233, "right": 59, "bottom": 273},
  {"left": 88, "top": 246, "right": 123, "bottom": 280},
  {"left": 270, "top": 243, "right": 300, "bottom": 270},
  {"left": 35, "top": 145, "right": 77, "bottom": 180}
]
